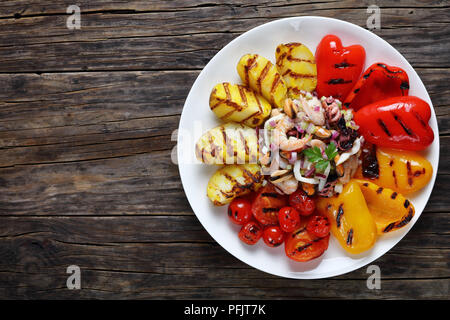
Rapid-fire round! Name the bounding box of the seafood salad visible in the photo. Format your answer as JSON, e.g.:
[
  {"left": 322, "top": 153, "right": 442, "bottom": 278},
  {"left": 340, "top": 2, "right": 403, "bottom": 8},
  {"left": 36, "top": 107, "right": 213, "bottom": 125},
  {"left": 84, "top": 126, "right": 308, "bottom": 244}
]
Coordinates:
[
  {"left": 194, "top": 34, "right": 434, "bottom": 262},
  {"left": 261, "top": 93, "right": 362, "bottom": 198}
]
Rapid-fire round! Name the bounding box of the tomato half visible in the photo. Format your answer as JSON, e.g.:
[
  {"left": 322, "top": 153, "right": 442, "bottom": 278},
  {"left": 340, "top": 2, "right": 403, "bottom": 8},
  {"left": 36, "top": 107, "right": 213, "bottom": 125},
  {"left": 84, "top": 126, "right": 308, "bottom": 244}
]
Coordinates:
[
  {"left": 306, "top": 215, "right": 331, "bottom": 238},
  {"left": 228, "top": 197, "right": 252, "bottom": 225},
  {"left": 252, "top": 184, "right": 288, "bottom": 225},
  {"left": 288, "top": 189, "right": 315, "bottom": 216},
  {"left": 285, "top": 227, "right": 330, "bottom": 262}
]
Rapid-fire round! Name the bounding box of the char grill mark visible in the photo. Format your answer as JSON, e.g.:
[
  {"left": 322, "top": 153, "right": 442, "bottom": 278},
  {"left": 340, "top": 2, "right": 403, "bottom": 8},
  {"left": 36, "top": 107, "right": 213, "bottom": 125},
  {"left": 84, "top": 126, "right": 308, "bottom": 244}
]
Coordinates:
[
  {"left": 336, "top": 204, "right": 344, "bottom": 228},
  {"left": 346, "top": 229, "right": 353, "bottom": 246},
  {"left": 377, "top": 119, "right": 391, "bottom": 137}
]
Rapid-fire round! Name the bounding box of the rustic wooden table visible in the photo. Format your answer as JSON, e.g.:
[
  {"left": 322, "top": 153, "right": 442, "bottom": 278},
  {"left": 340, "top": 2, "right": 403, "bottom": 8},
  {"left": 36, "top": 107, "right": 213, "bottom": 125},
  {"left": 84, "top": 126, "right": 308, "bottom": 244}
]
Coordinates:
[{"left": 0, "top": 1, "right": 448, "bottom": 299}]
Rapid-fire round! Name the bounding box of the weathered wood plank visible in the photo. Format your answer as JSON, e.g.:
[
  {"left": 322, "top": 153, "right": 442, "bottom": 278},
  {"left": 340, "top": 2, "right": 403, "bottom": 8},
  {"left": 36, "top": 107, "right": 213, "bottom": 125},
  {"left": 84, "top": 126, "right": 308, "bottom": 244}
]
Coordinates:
[
  {"left": 0, "top": 269, "right": 447, "bottom": 299},
  {"left": 0, "top": 146, "right": 448, "bottom": 216},
  {"left": 0, "top": 6, "right": 449, "bottom": 72},
  {"left": 0, "top": 0, "right": 448, "bottom": 300},
  {"left": 0, "top": 215, "right": 447, "bottom": 299},
  {"left": 0, "top": 69, "right": 447, "bottom": 152},
  {"left": 0, "top": 71, "right": 446, "bottom": 215},
  {"left": 0, "top": 71, "right": 196, "bottom": 122},
  {"left": 0, "top": 67, "right": 446, "bottom": 216},
  {"left": 0, "top": 212, "right": 446, "bottom": 248},
  {"left": 0, "top": 151, "right": 191, "bottom": 215},
  {"left": 0, "top": 0, "right": 448, "bottom": 18}
]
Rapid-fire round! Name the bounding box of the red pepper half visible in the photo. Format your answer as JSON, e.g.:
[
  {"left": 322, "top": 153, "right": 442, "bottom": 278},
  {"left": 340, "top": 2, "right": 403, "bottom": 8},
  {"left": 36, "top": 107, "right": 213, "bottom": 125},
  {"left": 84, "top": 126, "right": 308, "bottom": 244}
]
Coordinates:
[
  {"left": 344, "top": 62, "right": 410, "bottom": 111},
  {"left": 315, "top": 34, "right": 366, "bottom": 100},
  {"left": 354, "top": 96, "right": 434, "bottom": 151}
]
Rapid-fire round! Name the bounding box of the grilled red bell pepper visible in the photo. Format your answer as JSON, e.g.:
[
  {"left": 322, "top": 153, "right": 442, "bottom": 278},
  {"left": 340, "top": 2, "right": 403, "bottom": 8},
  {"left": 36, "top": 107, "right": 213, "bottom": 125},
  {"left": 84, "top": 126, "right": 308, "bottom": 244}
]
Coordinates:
[
  {"left": 354, "top": 96, "right": 434, "bottom": 151},
  {"left": 344, "top": 62, "right": 410, "bottom": 111},
  {"left": 315, "top": 34, "right": 366, "bottom": 100}
]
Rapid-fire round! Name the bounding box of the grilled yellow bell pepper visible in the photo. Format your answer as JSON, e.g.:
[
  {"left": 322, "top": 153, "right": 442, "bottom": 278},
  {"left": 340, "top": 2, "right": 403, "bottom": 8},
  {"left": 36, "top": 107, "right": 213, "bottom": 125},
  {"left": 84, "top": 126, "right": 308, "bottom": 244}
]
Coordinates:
[
  {"left": 354, "top": 179, "right": 415, "bottom": 234},
  {"left": 355, "top": 147, "right": 432, "bottom": 195},
  {"left": 317, "top": 180, "right": 377, "bottom": 254}
]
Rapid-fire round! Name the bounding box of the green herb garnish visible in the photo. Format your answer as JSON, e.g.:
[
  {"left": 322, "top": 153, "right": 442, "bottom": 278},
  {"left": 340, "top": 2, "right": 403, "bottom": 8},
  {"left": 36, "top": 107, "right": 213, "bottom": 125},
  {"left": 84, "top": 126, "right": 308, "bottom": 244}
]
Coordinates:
[
  {"left": 303, "top": 142, "right": 338, "bottom": 173},
  {"left": 325, "top": 142, "right": 338, "bottom": 160}
]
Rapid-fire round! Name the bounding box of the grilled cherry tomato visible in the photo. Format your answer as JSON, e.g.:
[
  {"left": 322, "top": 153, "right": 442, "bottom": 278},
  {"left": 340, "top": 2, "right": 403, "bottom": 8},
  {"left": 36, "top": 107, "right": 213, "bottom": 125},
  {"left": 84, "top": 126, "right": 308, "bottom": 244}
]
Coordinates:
[
  {"left": 285, "top": 226, "right": 330, "bottom": 262},
  {"left": 238, "top": 221, "right": 263, "bottom": 245},
  {"left": 288, "top": 189, "right": 315, "bottom": 216},
  {"left": 306, "top": 215, "right": 331, "bottom": 238},
  {"left": 343, "top": 62, "right": 409, "bottom": 111},
  {"left": 262, "top": 226, "right": 285, "bottom": 247},
  {"left": 252, "top": 184, "right": 288, "bottom": 225},
  {"left": 278, "top": 207, "right": 301, "bottom": 232},
  {"left": 354, "top": 96, "right": 434, "bottom": 151},
  {"left": 315, "top": 34, "right": 366, "bottom": 100},
  {"left": 228, "top": 197, "right": 252, "bottom": 225}
]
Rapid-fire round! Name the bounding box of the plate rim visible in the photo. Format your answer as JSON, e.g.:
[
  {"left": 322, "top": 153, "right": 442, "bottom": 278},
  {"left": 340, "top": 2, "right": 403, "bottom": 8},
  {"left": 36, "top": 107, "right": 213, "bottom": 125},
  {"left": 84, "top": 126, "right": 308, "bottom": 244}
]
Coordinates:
[{"left": 177, "top": 16, "right": 440, "bottom": 279}]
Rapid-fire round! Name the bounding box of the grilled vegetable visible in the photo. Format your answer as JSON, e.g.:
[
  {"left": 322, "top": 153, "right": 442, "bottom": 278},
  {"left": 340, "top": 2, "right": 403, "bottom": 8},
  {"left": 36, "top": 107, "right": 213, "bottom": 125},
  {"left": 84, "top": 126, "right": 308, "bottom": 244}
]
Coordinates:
[
  {"left": 355, "top": 179, "right": 415, "bottom": 234},
  {"left": 354, "top": 96, "right": 434, "bottom": 151},
  {"left": 285, "top": 217, "right": 330, "bottom": 262},
  {"left": 275, "top": 43, "right": 317, "bottom": 97},
  {"left": 355, "top": 146, "right": 433, "bottom": 195},
  {"left": 359, "top": 141, "right": 379, "bottom": 180},
  {"left": 195, "top": 122, "right": 259, "bottom": 165},
  {"left": 343, "top": 62, "right": 409, "bottom": 111},
  {"left": 315, "top": 34, "right": 366, "bottom": 100},
  {"left": 317, "top": 180, "right": 377, "bottom": 254},
  {"left": 209, "top": 82, "right": 271, "bottom": 127},
  {"left": 237, "top": 53, "right": 287, "bottom": 109},
  {"left": 251, "top": 184, "right": 289, "bottom": 225},
  {"left": 207, "top": 164, "right": 263, "bottom": 206}
]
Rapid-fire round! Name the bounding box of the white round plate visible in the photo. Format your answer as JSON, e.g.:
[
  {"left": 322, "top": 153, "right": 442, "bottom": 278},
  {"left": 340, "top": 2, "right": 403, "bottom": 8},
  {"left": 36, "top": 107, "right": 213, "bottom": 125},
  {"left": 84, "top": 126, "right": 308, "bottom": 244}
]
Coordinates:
[{"left": 177, "top": 16, "right": 439, "bottom": 279}]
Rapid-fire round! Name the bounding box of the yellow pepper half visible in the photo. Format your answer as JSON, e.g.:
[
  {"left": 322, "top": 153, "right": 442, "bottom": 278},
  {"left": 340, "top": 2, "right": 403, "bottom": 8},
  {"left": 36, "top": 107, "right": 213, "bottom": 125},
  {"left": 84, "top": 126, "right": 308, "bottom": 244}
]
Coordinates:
[
  {"left": 355, "top": 147, "right": 433, "bottom": 195},
  {"left": 317, "top": 180, "right": 377, "bottom": 255},
  {"left": 354, "top": 179, "right": 415, "bottom": 235}
]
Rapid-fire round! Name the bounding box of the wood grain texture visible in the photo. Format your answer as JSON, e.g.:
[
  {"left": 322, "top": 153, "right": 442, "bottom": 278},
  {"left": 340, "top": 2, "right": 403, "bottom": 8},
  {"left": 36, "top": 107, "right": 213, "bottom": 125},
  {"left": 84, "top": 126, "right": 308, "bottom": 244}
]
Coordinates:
[
  {"left": 0, "top": 1, "right": 449, "bottom": 72},
  {"left": 0, "top": 0, "right": 448, "bottom": 299}
]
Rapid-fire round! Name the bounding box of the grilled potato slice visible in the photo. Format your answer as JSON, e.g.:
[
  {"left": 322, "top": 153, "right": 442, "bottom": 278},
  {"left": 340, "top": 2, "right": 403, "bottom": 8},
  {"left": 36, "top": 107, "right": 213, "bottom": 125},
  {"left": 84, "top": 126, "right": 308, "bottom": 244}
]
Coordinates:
[
  {"left": 210, "top": 82, "right": 272, "bottom": 127},
  {"left": 275, "top": 43, "right": 317, "bottom": 98},
  {"left": 237, "top": 54, "right": 287, "bottom": 109},
  {"left": 207, "top": 164, "right": 263, "bottom": 206},
  {"left": 195, "top": 122, "right": 259, "bottom": 165}
]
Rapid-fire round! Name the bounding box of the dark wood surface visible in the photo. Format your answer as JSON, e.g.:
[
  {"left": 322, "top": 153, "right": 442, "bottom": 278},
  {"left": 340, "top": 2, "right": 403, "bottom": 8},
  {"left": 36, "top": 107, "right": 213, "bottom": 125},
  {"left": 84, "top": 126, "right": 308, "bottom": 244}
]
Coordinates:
[{"left": 0, "top": 0, "right": 448, "bottom": 299}]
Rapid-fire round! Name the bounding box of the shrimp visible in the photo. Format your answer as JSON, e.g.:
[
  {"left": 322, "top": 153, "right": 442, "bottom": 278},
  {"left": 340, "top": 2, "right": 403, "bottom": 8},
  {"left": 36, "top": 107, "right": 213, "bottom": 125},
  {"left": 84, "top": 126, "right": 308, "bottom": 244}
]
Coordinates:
[
  {"left": 278, "top": 135, "right": 311, "bottom": 152},
  {"left": 310, "top": 139, "right": 326, "bottom": 152},
  {"left": 273, "top": 175, "right": 299, "bottom": 195},
  {"left": 298, "top": 95, "right": 325, "bottom": 126},
  {"left": 273, "top": 115, "right": 311, "bottom": 151}
]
